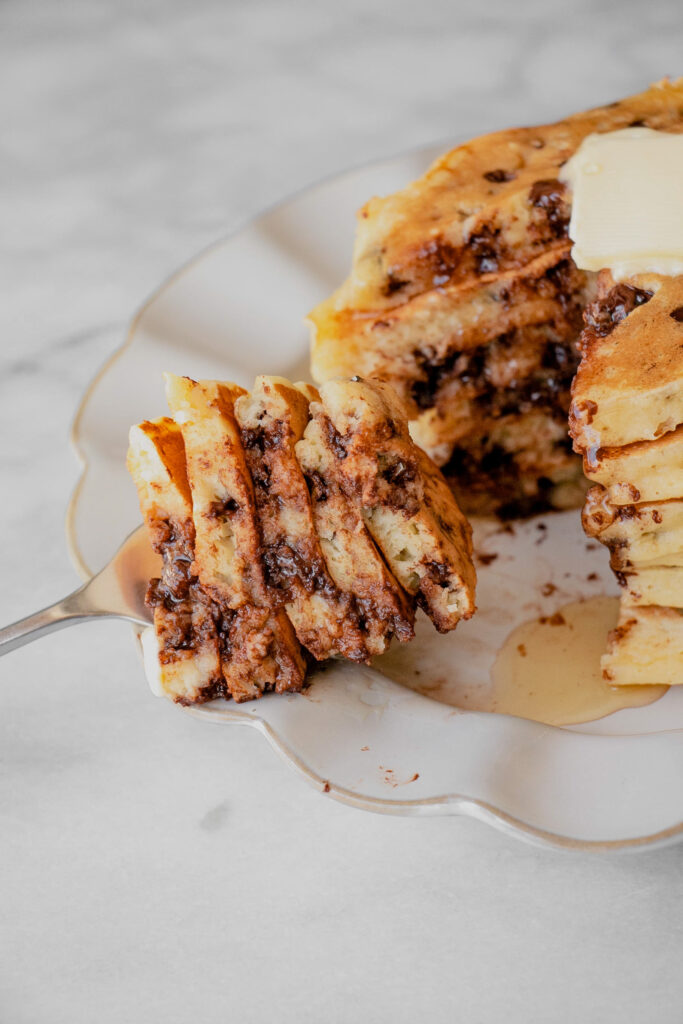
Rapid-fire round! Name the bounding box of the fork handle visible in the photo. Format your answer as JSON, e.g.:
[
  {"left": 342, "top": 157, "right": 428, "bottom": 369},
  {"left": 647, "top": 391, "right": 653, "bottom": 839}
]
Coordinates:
[{"left": 0, "top": 587, "right": 108, "bottom": 657}]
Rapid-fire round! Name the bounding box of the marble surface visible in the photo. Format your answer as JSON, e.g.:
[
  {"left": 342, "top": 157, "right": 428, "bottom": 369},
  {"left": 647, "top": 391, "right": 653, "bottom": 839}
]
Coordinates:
[{"left": 1, "top": 0, "right": 683, "bottom": 1020}]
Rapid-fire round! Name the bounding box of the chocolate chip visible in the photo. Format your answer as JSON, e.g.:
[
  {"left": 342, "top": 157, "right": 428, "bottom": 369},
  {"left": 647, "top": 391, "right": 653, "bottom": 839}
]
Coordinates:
[
  {"left": 578, "top": 399, "right": 598, "bottom": 425},
  {"left": 483, "top": 169, "right": 516, "bottom": 183},
  {"left": 468, "top": 227, "right": 500, "bottom": 274},
  {"left": 384, "top": 272, "right": 407, "bottom": 296},
  {"left": 584, "top": 284, "right": 653, "bottom": 338},
  {"left": 306, "top": 470, "right": 329, "bottom": 503},
  {"left": 528, "top": 179, "right": 569, "bottom": 238},
  {"left": 207, "top": 497, "right": 239, "bottom": 518},
  {"left": 320, "top": 415, "right": 348, "bottom": 460},
  {"left": 380, "top": 458, "right": 416, "bottom": 488}
]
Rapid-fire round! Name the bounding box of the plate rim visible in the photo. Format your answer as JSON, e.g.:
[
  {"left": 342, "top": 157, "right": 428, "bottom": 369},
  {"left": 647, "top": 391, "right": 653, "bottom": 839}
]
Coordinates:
[
  {"left": 65, "top": 148, "right": 683, "bottom": 854},
  {"left": 184, "top": 701, "right": 683, "bottom": 853}
]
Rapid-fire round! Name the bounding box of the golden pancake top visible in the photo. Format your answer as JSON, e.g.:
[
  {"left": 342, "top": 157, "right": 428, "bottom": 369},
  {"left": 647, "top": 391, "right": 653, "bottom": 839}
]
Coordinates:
[{"left": 316, "top": 79, "right": 683, "bottom": 315}]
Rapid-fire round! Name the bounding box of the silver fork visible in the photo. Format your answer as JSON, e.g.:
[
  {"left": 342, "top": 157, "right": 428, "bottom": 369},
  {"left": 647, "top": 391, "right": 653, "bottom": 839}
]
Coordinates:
[{"left": 0, "top": 527, "right": 159, "bottom": 656}]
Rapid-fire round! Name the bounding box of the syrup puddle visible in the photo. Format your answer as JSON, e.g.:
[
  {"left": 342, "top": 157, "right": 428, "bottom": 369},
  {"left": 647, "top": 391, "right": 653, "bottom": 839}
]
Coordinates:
[
  {"left": 380, "top": 596, "right": 667, "bottom": 727},
  {"left": 487, "top": 596, "right": 667, "bottom": 725}
]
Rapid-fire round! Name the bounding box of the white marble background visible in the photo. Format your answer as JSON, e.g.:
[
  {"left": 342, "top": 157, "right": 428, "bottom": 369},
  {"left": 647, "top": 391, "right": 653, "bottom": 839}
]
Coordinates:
[{"left": 2, "top": 1, "right": 683, "bottom": 1020}]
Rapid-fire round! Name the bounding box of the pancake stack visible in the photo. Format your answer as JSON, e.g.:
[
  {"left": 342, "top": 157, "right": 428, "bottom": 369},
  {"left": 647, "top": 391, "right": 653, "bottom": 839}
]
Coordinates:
[
  {"left": 127, "top": 373, "right": 476, "bottom": 704},
  {"left": 570, "top": 273, "right": 683, "bottom": 685},
  {"left": 309, "top": 79, "right": 683, "bottom": 517}
]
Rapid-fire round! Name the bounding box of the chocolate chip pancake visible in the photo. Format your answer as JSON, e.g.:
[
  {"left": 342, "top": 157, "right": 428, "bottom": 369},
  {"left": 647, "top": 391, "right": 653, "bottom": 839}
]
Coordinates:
[
  {"left": 314, "top": 377, "right": 476, "bottom": 630},
  {"left": 570, "top": 273, "right": 683, "bottom": 453},
  {"left": 583, "top": 487, "right": 683, "bottom": 570},
  {"left": 616, "top": 567, "right": 683, "bottom": 609},
  {"left": 310, "top": 79, "right": 683, "bottom": 516},
  {"left": 165, "top": 374, "right": 307, "bottom": 701},
  {"left": 234, "top": 375, "right": 368, "bottom": 662},
  {"left": 127, "top": 418, "right": 225, "bottom": 704},
  {"left": 602, "top": 605, "right": 683, "bottom": 687},
  {"left": 295, "top": 415, "right": 415, "bottom": 656},
  {"left": 311, "top": 252, "right": 589, "bottom": 416},
  {"left": 129, "top": 373, "right": 479, "bottom": 702},
  {"left": 585, "top": 427, "right": 683, "bottom": 506},
  {"left": 329, "top": 79, "right": 683, "bottom": 313}
]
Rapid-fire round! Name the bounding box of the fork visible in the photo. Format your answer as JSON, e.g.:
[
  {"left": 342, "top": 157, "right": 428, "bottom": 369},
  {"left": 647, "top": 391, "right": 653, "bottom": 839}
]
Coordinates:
[{"left": 0, "top": 527, "right": 158, "bottom": 656}]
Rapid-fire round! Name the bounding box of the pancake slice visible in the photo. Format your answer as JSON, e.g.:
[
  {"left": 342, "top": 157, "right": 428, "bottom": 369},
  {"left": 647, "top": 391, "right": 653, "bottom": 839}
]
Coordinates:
[
  {"left": 602, "top": 605, "right": 683, "bottom": 686},
  {"left": 126, "top": 418, "right": 225, "bottom": 704},
  {"left": 234, "top": 376, "right": 368, "bottom": 662},
  {"left": 311, "top": 251, "right": 590, "bottom": 415},
  {"left": 316, "top": 378, "right": 476, "bottom": 631},
  {"left": 617, "top": 567, "right": 683, "bottom": 609},
  {"left": 223, "top": 603, "right": 306, "bottom": 702},
  {"left": 296, "top": 417, "right": 415, "bottom": 657},
  {"left": 583, "top": 487, "right": 683, "bottom": 570},
  {"left": 570, "top": 273, "right": 683, "bottom": 452},
  {"left": 164, "top": 374, "right": 260, "bottom": 608},
  {"left": 412, "top": 396, "right": 585, "bottom": 519},
  {"left": 165, "top": 374, "right": 306, "bottom": 700},
  {"left": 585, "top": 427, "right": 683, "bottom": 506}
]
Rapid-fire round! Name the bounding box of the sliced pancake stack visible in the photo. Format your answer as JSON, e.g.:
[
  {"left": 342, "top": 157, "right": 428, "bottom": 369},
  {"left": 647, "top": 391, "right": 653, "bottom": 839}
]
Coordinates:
[
  {"left": 127, "top": 374, "right": 476, "bottom": 704},
  {"left": 570, "top": 272, "right": 683, "bottom": 685},
  {"left": 309, "top": 79, "right": 683, "bottom": 517}
]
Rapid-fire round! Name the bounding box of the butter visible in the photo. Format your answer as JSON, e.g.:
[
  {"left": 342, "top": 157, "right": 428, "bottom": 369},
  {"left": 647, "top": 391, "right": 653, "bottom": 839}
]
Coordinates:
[{"left": 561, "top": 128, "right": 683, "bottom": 279}]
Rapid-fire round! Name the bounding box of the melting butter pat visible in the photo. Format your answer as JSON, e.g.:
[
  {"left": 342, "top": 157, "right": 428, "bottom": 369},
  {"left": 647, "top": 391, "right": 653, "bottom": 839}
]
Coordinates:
[{"left": 561, "top": 127, "right": 683, "bottom": 279}]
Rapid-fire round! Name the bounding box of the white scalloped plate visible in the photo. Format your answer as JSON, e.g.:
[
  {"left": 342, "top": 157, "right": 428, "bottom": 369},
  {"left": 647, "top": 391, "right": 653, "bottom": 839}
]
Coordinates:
[{"left": 67, "top": 147, "right": 683, "bottom": 851}]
